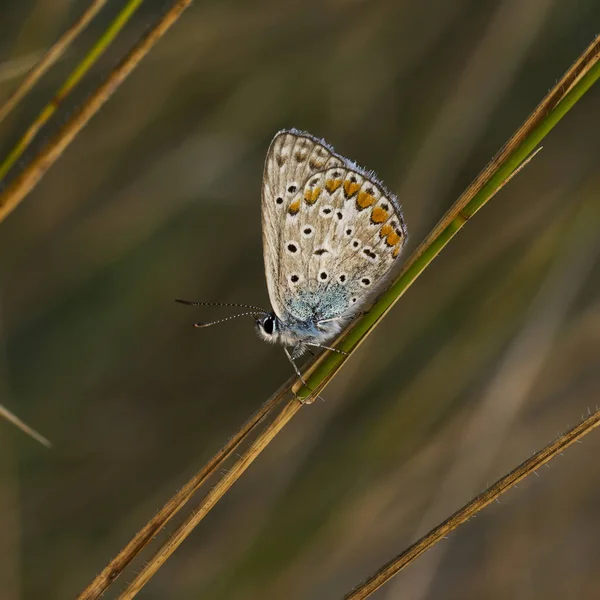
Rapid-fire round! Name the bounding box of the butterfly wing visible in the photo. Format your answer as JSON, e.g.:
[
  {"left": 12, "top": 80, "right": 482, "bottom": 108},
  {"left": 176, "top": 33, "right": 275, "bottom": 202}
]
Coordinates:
[
  {"left": 282, "top": 164, "right": 407, "bottom": 323},
  {"left": 262, "top": 129, "right": 344, "bottom": 319},
  {"left": 262, "top": 129, "right": 407, "bottom": 329}
]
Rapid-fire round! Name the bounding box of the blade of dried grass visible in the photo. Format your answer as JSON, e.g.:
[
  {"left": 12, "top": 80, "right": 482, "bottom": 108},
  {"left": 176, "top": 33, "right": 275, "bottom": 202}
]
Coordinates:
[
  {"left": 0, "top": 402, "right": 51, "bottom": 447},
  {"left": 0, "top": 0, "right": 194, "bottom": 225},
  {"left": 79, "top": 34, "right": 600, "bottom": 600},
  {"left": 76, "top": 380, "right": 291, "bottom": 600},
  {"left": 0, "top": 52, "right": 44, "bottom": 85},
  {"left": 117, "top": 399, "right": 304, "bottom": 600},
  {"left": 0, "top": 0, "right": 109, "bottom": 125},
  {"left": 0, "top": 0, "right": 145, "bottom": 182},
  {"left": 342, "top": 408, "right": 600, "bottom": 600}
]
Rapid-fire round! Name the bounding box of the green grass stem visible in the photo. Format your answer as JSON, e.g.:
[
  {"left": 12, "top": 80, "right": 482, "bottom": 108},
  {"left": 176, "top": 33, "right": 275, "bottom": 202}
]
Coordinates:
[
  {"left": 0, "top": 0, "right": 144, "bottom": 182},
  {"left": 297, "top": 35, "right": 600, "bottom": 399}
]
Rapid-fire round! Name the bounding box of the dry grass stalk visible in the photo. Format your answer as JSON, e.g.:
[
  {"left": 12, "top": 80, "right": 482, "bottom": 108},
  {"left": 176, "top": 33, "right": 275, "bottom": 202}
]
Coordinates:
[
  {"left": 0, "top": 403, "right": 51, "bottom": 447},
  {"left": 76, "top": 383, "right": 290, "bottom": 600},
  {"left": 342, "top": 408, "right": 600, "bottom": 599},
  {"left": 410, "top": 36, "right": 600, "bottom": 269},
  {"left": 0, "top": 0, "right": 109, "bottom": 125},
  {"left": 0, "top": 0, "right": 144, "bottom": 182},
  {"left": 117, "top": 400, "right": 303, "bottom": 600},
  {"left": 0, "top": 0, "right": 194, "bottom": 225}
]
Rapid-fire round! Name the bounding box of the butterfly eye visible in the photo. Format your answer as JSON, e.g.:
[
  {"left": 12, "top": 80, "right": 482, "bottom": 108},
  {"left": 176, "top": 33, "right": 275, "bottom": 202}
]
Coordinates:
[{"left": 262, "top": 317, "right": 274, "bottom": 335}]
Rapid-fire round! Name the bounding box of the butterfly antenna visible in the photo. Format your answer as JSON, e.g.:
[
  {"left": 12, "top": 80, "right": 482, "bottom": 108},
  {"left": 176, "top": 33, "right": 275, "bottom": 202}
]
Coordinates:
[
  {"left": 305, "top": 342, "right": 349, "bottom": 356},
  {"left": 175, "top": 298, "right": 269, "bottom": 315},
  {"left": 193, "top": 311, "right": 265, "bottom": 328}
]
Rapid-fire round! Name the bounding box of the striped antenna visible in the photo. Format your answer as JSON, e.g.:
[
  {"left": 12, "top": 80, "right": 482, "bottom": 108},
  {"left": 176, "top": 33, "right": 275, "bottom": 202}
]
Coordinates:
[
  {"left": 193, "top": 312, "right": 267, "bottom": 328},
  {"left": 175, "top": 298, "right": 269, "bottom": 315}
]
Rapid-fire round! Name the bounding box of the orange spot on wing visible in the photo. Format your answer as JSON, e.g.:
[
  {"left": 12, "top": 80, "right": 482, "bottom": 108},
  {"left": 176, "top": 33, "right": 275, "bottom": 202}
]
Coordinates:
[
  {"left": 343, "top": 180, "right": 360, "bottom": 198},
  {"left": 371, "top": 206, "right": 389, "bottom": 224},
  {"left": 288, "top": 199, "right": 301, "bottom": 215},
  {"left": 380, "top": 224, "right": 393, "bottom": 238},
  {"left": 303, "top": 186, "right": 322, "bottom": 204},
  {"left": 383, "top": 221, "right": 403, "bottom": 252},
  {"left": 386, "top": 230, "right": 401, "bottom": 246},
  {"left": 356, "top": 191, "right": 376, "bottom": 210},
  {"left": 325, "top": 178, "right": 342, "bottom": 193}
]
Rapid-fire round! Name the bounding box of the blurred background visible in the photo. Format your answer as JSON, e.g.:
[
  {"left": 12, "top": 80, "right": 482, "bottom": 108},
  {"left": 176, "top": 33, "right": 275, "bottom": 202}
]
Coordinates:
[{"left": 0, "top": 1, "right": 600, "bottom": 598}]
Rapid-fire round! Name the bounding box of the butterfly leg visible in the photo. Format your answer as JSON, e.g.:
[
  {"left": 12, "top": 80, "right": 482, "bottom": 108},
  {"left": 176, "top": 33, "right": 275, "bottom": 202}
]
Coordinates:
[
  {"left": 316, "top": 316, "right": 347, "bottom": 326},
  {"left": 283, "top": 347, "right": 324, "bottom": 403}
]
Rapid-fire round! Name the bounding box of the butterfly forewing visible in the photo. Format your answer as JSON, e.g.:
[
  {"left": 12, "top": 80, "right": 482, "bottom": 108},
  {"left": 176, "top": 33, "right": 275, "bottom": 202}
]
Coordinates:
[{"left": 262, "top": 130, "right": 343, "bottom": 319}]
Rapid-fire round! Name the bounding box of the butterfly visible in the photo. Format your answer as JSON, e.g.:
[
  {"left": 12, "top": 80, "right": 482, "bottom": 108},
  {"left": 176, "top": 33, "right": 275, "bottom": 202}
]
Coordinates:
[{"left": 178, "top": 129, "right": 407, "bottom": 384}]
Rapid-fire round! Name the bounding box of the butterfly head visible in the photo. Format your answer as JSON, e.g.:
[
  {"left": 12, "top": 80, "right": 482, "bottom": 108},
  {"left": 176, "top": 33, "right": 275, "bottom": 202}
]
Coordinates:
[{"left": 255, "top": 312, "right": 312, "bottom": 347}]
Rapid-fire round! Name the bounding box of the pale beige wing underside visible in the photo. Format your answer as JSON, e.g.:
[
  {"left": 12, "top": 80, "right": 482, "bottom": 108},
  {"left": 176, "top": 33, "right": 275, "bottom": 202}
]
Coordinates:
[
  {"left": 261, "top": 129, "right": 407, "bottom": 322},
  {"left": 262, "top": 130, "right": 344, "bottom": 317}
]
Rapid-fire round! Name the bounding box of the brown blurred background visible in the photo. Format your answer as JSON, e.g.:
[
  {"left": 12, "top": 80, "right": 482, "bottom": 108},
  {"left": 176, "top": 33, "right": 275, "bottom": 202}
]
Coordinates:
[{"left": 1, "top": 1, "right": 600, "bottom": 598}]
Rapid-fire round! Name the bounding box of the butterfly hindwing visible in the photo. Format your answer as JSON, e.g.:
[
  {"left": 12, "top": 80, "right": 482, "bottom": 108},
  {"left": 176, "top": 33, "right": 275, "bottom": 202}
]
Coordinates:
[{"left": 283, "top": 166, "right": 406, "bottom": 320}]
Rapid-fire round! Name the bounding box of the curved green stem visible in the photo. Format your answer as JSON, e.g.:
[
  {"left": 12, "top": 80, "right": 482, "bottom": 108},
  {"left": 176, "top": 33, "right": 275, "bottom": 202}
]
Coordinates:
[{"left": 297, "top": 35, "right": 600, "bottom": 399}]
